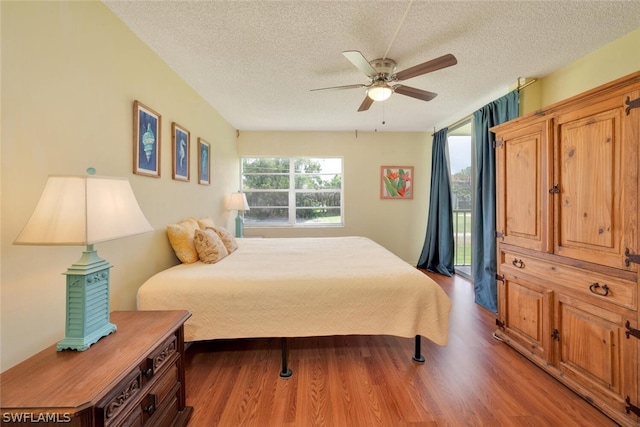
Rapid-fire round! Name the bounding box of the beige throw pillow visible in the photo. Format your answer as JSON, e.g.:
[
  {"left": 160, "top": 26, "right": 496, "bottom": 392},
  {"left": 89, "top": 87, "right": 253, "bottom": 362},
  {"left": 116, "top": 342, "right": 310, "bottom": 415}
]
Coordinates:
[
  {"left": 196, "top": 216, "right": 216, "bottom": 230},
  {"left": 194, "top": 228, "right": 229, "bottom": 263},
  {"left": 166, "top": 217, "right": 200, "bottom": 264},
  {"left": 212, "top": 226, "right": 238, "bottom": 253}
]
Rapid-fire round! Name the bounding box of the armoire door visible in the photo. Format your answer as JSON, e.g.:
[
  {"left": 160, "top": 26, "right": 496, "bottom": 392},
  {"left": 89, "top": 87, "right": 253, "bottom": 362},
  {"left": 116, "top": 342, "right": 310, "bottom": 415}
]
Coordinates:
[
  {"left": 553, "top": 90, "right": 639, "bottom": 272},
  {"left": 496, "top": 120, "right": 553, "bottom": 253}
]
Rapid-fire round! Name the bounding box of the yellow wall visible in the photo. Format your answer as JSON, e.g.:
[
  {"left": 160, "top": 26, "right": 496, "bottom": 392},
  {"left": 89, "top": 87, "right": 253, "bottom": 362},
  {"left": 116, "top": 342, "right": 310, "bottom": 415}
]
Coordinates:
[
  {"left": 520, "top": 27, "right": 640, "bottom": 113},
  {"left": 1, "top": 1, "right": 239, "bottom": 370},
  {"left": 541, "top": 27, "right": 640, "bottom": 106},
  {"left": 238, "top": 131, "right": 432, "bottom": 263}
]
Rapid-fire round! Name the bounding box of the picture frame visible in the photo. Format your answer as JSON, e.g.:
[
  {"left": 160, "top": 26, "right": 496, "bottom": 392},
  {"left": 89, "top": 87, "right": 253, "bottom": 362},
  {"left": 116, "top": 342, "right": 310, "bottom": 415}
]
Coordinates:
[
  {"left": 197, "top": 138, "right": 211, "bottom": 185},
  {"left": 171, "top": 122, "right": 190, "bottom": 182},
  {"left": 133, "top": 100, "right": 161, "bottom": 177},
  {"left": 380, "top": 166, "right": 414, "bottom": 199}
]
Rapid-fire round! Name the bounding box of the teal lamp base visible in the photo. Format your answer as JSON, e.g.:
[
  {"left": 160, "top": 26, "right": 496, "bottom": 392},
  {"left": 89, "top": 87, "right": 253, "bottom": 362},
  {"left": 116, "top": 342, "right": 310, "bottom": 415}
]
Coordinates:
[
  {"left": 57, "top": 245, "right": 117, "bottom": 351},
  {"left": 235, "top": 213, "right": 244, "bottom": 238}
]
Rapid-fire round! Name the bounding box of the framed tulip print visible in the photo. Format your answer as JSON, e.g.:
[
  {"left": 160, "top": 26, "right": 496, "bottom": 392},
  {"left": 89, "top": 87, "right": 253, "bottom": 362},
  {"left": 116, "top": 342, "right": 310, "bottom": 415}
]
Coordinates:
[
  {"left": 380, "top": 166, "right": 413, "bottom": 199},
  {"left": 133, "top": 100, "right": 161, "bottom": 177}
]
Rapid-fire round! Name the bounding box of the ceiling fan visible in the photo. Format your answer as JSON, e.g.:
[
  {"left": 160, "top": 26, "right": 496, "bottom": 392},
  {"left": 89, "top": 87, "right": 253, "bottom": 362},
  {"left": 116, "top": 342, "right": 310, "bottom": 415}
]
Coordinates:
[{"left": 312, "top": 51, "right": 457, "bottom": 112}]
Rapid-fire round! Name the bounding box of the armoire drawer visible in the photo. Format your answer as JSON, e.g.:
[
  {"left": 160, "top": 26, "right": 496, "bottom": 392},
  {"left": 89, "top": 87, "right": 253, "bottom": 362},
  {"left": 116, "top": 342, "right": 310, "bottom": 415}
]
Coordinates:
[{"left": 500, "top": 249, "right": 637, "bottom": 311}]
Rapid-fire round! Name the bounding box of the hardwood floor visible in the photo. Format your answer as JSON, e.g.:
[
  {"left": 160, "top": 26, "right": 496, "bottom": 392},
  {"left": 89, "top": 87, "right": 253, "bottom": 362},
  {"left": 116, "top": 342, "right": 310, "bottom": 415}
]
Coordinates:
[{"left": 183, "top": 271, "right": 620, "bottom": 426}]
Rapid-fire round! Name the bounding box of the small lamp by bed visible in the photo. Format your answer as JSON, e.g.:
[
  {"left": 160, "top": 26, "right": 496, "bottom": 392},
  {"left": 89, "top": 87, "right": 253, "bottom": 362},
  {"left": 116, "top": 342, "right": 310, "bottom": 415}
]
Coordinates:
[
  {"left": 13, "top": 170, "right": 153, "bottom": 351},
  {"left": 228, "top": 192, "right": 249, "bottom": 237}
]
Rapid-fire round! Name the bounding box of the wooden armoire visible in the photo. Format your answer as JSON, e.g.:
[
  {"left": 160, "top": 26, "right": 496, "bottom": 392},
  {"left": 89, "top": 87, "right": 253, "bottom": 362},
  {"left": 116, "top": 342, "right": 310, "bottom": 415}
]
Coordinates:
[{"left": 492, "top": 70, "right": 640, "bottom": 426}]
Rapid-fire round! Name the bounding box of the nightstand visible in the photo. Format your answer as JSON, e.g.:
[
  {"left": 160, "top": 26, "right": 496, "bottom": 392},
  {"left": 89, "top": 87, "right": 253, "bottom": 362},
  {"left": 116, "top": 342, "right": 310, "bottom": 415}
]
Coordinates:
[{"left": 1, "top": 310, "right": 193, "bottom": 426}]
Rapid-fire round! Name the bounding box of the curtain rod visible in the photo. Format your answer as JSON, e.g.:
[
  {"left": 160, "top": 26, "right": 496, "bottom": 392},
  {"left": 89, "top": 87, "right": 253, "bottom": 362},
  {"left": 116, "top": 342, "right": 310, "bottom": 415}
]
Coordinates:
[
  {"left": 432, "top": 77, "right": 538, "bottom": 136},
  {"left": 447, "top": 113, "right": 473, "bottom": 131},
  {"left": 517, "top": 77, "right": 538, "bottom": 91},
  {"left": 431, "top": 113, "right": 472, "bottom": 136}
]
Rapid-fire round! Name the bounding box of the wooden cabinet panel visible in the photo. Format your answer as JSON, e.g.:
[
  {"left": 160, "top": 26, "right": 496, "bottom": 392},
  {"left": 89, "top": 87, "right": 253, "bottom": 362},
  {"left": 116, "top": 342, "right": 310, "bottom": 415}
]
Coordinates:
[
  {"left": 554, "top": 96, "right": 637, "bottom": 271},
  {"left": 496, "top": 121, "right": 552, "bottom": 252},
  {"left": 557, "top": 296, "right": 621, "bottom": 391},
  {"left": 498, "top": 275, "right": 552, "bottom": 362},
  {"left": 556, "top": 294, "right": 636, "bottom": 418}
]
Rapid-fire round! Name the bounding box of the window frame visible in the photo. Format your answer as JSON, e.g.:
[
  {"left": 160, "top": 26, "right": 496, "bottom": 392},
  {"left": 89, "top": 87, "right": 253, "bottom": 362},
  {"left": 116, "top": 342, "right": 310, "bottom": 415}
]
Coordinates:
[{"left": 241, "top": 157, "right": 344, "bottom": 228}]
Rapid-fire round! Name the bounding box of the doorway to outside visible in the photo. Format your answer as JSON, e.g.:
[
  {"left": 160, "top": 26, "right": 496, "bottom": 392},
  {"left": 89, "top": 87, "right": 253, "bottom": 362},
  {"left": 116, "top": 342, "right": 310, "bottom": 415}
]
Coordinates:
[{"left": 447, "top": 119, "right": 472, "bottom": 280}]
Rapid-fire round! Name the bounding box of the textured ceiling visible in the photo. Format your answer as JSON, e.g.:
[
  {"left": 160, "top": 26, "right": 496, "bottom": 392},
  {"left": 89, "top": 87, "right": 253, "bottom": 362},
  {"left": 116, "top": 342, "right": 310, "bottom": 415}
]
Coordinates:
[{"left": 103, "top": 1, "right": 640, "bottom": 132}]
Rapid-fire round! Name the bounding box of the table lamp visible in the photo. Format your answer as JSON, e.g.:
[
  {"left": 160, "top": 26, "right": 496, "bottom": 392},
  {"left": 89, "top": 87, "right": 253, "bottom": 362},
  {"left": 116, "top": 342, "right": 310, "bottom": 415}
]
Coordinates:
[
  {"left": 227, "top": 192, "right": 250, "bottom": 237},
  {"left": 14, "top": 171, "right": 153, "bottom": 351}
]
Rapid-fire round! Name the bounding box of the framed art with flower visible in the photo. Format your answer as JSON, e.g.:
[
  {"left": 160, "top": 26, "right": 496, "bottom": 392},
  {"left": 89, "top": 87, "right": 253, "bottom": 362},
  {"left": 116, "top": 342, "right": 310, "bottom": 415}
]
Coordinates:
[
  {"left": 133, "top": 100, "right": 161, "bottom": 177},
  {"left": 380, "top": 166, "right": 413, "bottom": 199}
]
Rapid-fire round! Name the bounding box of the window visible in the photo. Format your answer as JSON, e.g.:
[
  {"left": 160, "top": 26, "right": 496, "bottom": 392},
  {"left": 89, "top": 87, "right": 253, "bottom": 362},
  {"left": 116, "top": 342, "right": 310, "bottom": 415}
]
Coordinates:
[{"left": 241, "top": 157, "right": 343, "bottom": 227}]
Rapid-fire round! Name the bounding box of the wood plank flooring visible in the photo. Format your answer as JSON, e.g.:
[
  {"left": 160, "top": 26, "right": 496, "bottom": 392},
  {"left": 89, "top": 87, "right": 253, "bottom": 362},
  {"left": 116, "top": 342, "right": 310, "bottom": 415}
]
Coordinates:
[{"left": 183, "top": 271, "right": 620, "bottom": 426}]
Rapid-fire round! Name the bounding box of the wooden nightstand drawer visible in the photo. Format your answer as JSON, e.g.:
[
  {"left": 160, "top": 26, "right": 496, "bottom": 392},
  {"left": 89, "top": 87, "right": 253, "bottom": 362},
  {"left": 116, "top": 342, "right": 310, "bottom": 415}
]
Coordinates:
[
  {"left": 97, "top": 368, "right": 143, "bottom": 426},
  {"left": 500, "top": 249, "right": 637, "bottom": 310},
  {"left": 146, "top": 384, "right": 180, "bottom": 427},
  {"left": 141, "top": 356, "right": 179, "bottom": 423},
  {"left": 144, "top": 334, "right": 177, "bottom": 382},
  {"left": 120, "top": 408, "right": 143, "bottom": 427}
]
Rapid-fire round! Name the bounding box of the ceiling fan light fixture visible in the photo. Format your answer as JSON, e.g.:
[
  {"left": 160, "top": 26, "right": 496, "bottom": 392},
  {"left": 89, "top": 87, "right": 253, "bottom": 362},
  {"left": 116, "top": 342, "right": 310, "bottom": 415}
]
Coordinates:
[{"left": 367, "top": 83, "right": 393, "bottom": 101}]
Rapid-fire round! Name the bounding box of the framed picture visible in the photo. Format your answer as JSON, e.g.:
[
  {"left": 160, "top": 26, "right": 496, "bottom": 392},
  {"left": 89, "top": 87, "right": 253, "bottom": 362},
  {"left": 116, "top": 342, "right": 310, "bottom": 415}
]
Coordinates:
[
  {"left": 380, "top": 166, "right": 414, "bottom": 199},
  {"left": 172, "top": 122, "right": 190, "bottom": 181},
  {"left": 133, "top": 100, "right": 161, "bottom": 177},
  {"left": 197, "top": 138, "right": 211, "bottom": 185}
]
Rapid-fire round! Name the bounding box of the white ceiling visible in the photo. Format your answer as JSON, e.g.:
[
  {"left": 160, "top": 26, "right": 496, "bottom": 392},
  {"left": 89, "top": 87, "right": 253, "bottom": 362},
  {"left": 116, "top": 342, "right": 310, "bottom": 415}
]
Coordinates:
[{"left": 103, "top": 1, "right": 640, "bottom": 133}]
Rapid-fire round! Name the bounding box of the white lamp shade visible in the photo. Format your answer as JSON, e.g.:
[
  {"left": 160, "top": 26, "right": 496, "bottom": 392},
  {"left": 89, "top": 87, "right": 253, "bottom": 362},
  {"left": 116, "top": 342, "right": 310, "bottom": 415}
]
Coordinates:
[
  {"left": 227, "top": 192, "right": 250, "bottom": 211},
  {"left": 367, "top": 84, "right": 393, "bottom": 101},
  {"left": 14, "top": 175, "right": 153, "bottom": 246}
]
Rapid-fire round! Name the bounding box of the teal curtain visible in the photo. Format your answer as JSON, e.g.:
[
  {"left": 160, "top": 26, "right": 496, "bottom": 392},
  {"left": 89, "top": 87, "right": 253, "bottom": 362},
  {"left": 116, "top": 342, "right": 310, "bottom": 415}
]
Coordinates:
[
  {"left": 472, "top": 90, "right": 519, "bottom": 312},
  {"left": 417, "top": 128, "right": 455, "bottom": 276}
]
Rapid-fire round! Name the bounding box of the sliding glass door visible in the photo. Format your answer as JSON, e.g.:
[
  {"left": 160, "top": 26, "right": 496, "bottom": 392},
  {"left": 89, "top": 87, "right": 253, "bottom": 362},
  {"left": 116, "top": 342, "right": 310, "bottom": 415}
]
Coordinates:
[{"left": 447, "top": 119, "right": 473, "bottom": 279}]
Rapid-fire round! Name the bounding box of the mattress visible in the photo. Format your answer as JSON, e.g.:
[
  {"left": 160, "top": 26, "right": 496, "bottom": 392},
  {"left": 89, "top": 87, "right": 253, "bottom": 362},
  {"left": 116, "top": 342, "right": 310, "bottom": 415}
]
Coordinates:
[{"left": 137, "top": 236, "right": 451, "bottom": 346}]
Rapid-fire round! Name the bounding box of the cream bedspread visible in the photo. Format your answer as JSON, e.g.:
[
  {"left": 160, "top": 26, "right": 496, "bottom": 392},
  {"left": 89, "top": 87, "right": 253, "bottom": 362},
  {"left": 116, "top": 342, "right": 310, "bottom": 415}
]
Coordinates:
[{"left": 137, "top": 237, "right": 451, "bottom": 346}]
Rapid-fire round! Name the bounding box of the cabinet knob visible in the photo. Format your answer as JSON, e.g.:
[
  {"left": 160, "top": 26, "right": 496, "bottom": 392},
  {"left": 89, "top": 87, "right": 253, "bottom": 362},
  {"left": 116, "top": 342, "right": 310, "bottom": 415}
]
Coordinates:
[
  {"left": 589, "top": 282, "right": 610, "bottom": 296},
  {"left": 142, "top": 368, "right": 153, "bottom": 377},
  {"left": 512, "top": 258, "right": 525, "bottom": 268},
  {"left": 549, "top": 185, "right": 560, "bottom": 194}
]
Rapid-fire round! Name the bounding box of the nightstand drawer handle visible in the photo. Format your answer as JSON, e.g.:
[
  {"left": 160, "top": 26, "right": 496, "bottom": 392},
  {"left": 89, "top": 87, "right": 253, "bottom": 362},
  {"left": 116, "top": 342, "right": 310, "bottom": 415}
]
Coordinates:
[
  {"left": 589, "top": 282, "right": 610, "bottom": 296},
  {"left": 143, "top": 394, "right": 156, "bottom": 415},
  {"left": 512, "top": 258, "right": 525, "bottom": 268},
  {"left": 142, "top": 368, "right": 153, "bottom": 377}
]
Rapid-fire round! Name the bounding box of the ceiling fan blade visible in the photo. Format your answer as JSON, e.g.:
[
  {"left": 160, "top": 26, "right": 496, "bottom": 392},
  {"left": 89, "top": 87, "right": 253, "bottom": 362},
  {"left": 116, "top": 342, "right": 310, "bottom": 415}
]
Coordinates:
[
  {"left": 310, "top": 83, "right": 366, "bottom": 92},
  {"left": 394, "top": 53, "right": 457, "bottom": 81},
  {"left": 357, "top": 96, "right": 374, "bottom": 112},
  {"left": 393, "top": 85, "right": 438, "bottom": 102},
  {"left": 343, "top": 50, "right": 378, "bottom": 79}
]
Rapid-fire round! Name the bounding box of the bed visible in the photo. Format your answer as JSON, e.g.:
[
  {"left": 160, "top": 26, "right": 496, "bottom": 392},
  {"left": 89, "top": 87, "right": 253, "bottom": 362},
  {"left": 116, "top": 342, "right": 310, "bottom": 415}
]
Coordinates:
[{"left": 138, "top": 234, "right": 451, "bottom": 376}]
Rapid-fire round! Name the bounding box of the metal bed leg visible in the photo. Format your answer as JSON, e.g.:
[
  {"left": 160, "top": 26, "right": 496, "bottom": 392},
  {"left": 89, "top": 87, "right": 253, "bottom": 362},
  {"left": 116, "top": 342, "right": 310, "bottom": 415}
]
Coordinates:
[
  {"left": 412, "top": 335, "right": 425, "bottom": 363},
  {"left": 280, "top": 337, "right": 293, "bottom": 378}
]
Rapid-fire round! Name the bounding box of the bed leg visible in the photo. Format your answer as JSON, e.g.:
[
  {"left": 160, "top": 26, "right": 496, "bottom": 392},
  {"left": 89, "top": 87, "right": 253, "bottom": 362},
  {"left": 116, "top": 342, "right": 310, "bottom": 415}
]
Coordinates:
[
  {"left": 280, "top": 337, "right": 293, "bottom": 378},
  {"left": 412, "top": 335, "right": 425, "bottom": 363}
]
